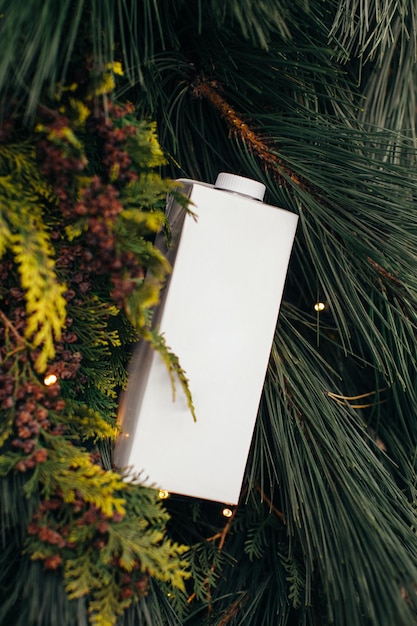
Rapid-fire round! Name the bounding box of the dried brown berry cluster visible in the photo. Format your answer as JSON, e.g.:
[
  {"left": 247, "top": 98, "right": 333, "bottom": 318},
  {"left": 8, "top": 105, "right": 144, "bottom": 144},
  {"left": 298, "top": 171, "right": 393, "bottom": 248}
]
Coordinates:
[
  {"left": 27, "top": 489, "right": 149, "bottom": 598},
  {"left": 36, "top": 98, "right": 146, "bottom": 310},
  {"left": 36, "top": 109, "right": 87, "bottom": 219},
  {"left": 56, "top": 243, "right": 92, "bottom": 301},
  {"left": 11, "top": 380, "right": 66, "bottom": 472},
  {"left": 75, "top": 176, "right": 124, "bottom": 275},
  {"left": 0, "top": 277, "right": 83, "bottom": 402},
  {"left": 44, "top": 314, "right": 83, "bottom": 383},
  {"left": 119, "top": 567, "right": 149, "bottom": 600},
  {"left": 0, "top": 281, "right": 73, "bottom": 470},
  {"left": 28, "top": 494, "right": 74, "bottom": 570},
  {"left": 87, "top": 100, "right": 138, "bottom": 184}
]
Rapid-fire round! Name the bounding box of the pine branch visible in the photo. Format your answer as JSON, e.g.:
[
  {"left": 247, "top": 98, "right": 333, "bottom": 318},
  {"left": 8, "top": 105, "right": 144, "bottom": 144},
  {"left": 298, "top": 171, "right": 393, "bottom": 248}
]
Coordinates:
[{"left": 191, "top": 74, "right": 312, "bottom": 192}]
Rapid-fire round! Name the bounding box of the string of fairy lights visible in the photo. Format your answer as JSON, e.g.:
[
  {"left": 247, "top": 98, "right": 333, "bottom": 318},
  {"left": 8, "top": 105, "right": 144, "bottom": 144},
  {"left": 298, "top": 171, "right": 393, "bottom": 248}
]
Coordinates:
[{"left": 42, "top": 300, "right": 327, "bottom": 517}]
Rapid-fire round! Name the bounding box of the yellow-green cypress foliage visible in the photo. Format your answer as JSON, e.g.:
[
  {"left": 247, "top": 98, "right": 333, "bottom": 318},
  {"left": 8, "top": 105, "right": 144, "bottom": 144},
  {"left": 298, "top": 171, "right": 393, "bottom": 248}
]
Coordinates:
[{"left": 0, "top": 72, "right": 190, "bottom": 626}]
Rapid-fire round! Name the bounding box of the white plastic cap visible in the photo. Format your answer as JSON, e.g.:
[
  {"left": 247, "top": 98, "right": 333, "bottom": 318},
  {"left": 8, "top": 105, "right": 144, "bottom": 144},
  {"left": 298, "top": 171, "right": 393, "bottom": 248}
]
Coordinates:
[{"left": 214, "top": 172, "right": 266, "bottom": 201}]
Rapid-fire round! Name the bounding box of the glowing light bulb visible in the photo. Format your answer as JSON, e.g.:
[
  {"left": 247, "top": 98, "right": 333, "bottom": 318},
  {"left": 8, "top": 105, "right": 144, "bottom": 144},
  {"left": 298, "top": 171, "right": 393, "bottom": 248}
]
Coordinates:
[
  {"left": 158, "top": 489, "right": 169, "bottom": 500},
  {"left": 222, "top": 507, "right": 233, "bottom": 518},
  {"left": 314, "top": 302, "right": 326, "bottom": 312},
  {"left": 43, "top": 373, "right": 58, "bottom": 386}
]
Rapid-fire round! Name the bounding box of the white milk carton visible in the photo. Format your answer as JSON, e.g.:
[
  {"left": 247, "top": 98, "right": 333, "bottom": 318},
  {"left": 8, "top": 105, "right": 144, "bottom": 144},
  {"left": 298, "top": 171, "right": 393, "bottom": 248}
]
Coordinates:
[{"left": 114, "top": 173, "right": 298, "bottom": 504}]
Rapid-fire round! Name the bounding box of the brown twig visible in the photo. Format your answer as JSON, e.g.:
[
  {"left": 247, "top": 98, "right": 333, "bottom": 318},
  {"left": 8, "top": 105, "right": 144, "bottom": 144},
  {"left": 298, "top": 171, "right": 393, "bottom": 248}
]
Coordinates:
[
  {"left": 0, "top": 309, "right": 26, "bottom": 345},
  {"left": 367, "top": 256, "right": 402, "bottom": 285},
  {"left": 187, "top": 506, "right": 237, "bottom": 606},
  {"left": 191, "top": 75, "right": 311, "bottom": 192},
  {"left": 255, "top": 484, "right": 286, "bottom": 524},
  {"left": 218, "top": 596, "right": 246, "bottom": 626}
]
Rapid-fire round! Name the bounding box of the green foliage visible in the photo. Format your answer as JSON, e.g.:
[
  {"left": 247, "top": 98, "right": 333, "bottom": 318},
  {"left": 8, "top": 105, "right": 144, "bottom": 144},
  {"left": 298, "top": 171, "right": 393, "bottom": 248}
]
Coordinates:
[
  {"left": 243, "top": 514, "right": 276, "bottom": 561},
  {"left": 177, "top": 494, "right": 296, "bottom": 625},
  {"left": 147, "top": 330, "right": 197, "bottom": 422},
  {"left": 23, "top": 476, "right": 190, "bottom": 626},
  {"left": 12, "top": 226, "right": 67, "bottom": 373},
  {"left": 64, "top": 402, "right": 118, "bottom": 443},
  {"left": 124, "top": 2, "right": 417, "bottom": 624},
  {"left": 185, "top": 540, "right": 225, "bottom": 604},
  {"left": 279, "top": 551, "right": 305, "bottom": 610},
  {"left": 66, "top": 298, "right": 124, "bottom": 406},
  {"left": 126, "top": 121, "right": 168, "bottom": 170},
  {"left": 82, "top": 574, "right": 128, "bottom": 626},
  {"left": 0, "top": 165, "right": 67, "bottom": 372},
  {"left": 0, "top": 0, "right": 97, "bottom": 118},
  {"left": 0, "top": 65, "right": 190, "bottom": 626},
  {"left": 3, "top": 1, "right": 417, "bottom": 626},
  {"left": 54, "top": 485, "right": 188, "bottom": 626},
  {"left": 329, "top": 0, "right": 417, "bottom": 64}
]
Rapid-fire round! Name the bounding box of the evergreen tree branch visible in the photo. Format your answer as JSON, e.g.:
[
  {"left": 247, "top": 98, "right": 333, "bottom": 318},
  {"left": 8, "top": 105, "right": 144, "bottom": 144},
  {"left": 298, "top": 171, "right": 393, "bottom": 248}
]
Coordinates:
[{"left": 191, "top": 73, "right": 311, "bottom": 192}]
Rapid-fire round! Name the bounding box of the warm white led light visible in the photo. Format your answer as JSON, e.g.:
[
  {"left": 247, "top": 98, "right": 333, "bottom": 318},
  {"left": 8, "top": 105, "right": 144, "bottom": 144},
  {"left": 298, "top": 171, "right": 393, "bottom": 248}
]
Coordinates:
[
  {"left": 314, "top": 302, "right": 326, "bottom": 312},
  {"left": 222, "top": 507, "right": 233, "bottom": 518},
  {"left": 158, "top": 489, "right": 169, "bottom": 500},
  {"left": 43, "top": 373, "right": 58, "bottom": 386}
]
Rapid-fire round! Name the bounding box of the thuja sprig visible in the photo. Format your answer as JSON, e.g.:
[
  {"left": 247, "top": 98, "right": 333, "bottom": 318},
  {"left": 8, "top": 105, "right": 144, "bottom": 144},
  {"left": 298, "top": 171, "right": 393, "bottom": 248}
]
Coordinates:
[
  {"left": 0, "top": 335, "right": 189, "bottom": 626},
  {"left": 0, "top": 64, "right": 191, "bottom": 626},
  {"left": 26, "top": 483, "right": 189, "bottom": 626},
  {"left": 0, "top": 175, "right": 67, "bottom": 373}
]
